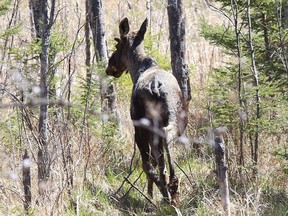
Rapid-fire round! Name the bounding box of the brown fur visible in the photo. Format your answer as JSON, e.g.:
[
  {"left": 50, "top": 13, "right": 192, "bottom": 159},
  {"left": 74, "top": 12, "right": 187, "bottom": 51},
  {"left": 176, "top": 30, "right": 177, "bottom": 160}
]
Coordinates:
[{"left": 106, "top": 17, "right": 187, "bottom": 205}]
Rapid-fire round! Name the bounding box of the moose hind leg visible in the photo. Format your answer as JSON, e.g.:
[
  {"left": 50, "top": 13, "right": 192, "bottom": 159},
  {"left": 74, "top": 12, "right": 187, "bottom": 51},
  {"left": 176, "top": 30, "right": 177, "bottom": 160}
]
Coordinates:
[
  {"left": 135, "top": 127, "right": 161, "bottom": 194},
  {"left": 165, "top": 143, "right": 179, "bottom": 206},
  {"left": 150, "top": 137, "right": 170, "bottom": 202},
  {"left": 147, "top": 153, "right": 157, "bottom": 198}
]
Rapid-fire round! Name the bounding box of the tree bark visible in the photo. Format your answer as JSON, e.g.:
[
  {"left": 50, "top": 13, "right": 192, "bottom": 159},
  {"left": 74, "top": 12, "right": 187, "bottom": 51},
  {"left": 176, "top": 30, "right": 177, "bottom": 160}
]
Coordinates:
[
  {"left": 85, "top": 0, "right": 92, "bottom": 82},
  {"left": 277, "top": 1, "right": 288, "bottom": 74},
  {"left": 247, "top": 0, "right": 260, "bottom": 171},
  {"left": 38, "top": 27, "right": 50, "bottom": 191},
  {"left": 231, "top": 0, "right": 245, "bottom": 168},
  {"left": 35, "top": 0, "right": 50, "bottom": 193},
  {"left": 30, "top": 0, "right": 55, "bottom": 195},
  {"left": 214, "top": 131, "right": 231, "bottom": 216},
  {"left": 23, "top": 150, "right": 31, "bottom": 213},
  {"left": 88, "top": 0, "right": 118, "bottom": 123},
  {"left": 167, "top": 0, "right": 191, "bottom": 104},
  {"left": 262, "top": 13, "right": 270, "bottom": 61},
  {"left": 89, "top": 0, "right": 108, "bottom": 62}
]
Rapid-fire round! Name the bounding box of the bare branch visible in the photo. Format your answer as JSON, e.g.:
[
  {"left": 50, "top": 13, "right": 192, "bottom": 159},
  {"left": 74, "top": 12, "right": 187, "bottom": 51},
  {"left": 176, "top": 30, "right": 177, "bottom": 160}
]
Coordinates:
[{"left": 124, "top": 176, "right": 158, "bottom": 209}]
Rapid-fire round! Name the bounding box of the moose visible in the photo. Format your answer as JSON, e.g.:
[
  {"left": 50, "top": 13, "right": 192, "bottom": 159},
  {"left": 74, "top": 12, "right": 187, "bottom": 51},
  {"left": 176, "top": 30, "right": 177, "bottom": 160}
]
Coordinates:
[{"left": 106, "top": 17, "right": 188, "bottom": 205}]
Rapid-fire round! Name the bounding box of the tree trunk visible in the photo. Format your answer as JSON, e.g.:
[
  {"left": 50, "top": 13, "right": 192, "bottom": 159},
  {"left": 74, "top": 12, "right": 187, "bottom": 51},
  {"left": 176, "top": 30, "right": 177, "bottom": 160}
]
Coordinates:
[
  {"left": 35, "top": 0, "right": 50, "bottom": 194},
  {"left": 38, "top": 32, "right": 50, "bottom": 191},
  {"left": 29, "top": 0, "right": 45, "bottom": 41},
  {"left": 23, "top": 150, "right": 31, "bottom": 213},
  {"left": 85, "top": 0, "right": 92, "bottom": 82},
  {"left": 247, "top": 0, "right": 260, "bottom": 172},
  {"left": 30, "top": 0, "right": 55, "bottom": 195},
  {"left": 231, "top": 0, "right": 245, "bottom": 168},
  {"left": 167, "top": 0, "right": 191, "bottom": 104},
  {"left": 214, "top": 133, "right": 231, "bottom": 216},
  {"left": 89, "top": 0, "right": 108, "bottom": 62},
  {"left": 262, "top": 13, "right": 270, "bottom": 61},
  {"left": 89, "top": 0, "right": 118, "bottom": 123},
  {"left": 277, "top": 1, "right": 288, "bottom": 75}
]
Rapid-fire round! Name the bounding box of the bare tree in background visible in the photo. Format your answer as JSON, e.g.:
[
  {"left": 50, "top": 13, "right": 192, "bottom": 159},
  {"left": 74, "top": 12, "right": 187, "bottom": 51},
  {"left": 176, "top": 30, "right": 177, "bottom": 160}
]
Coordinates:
[
  {"left": 88, "top": 0, "right": 118, "bottom": 123},
  {"left": 167, "top": 0, "right": 191, "bottom": 104},
  {"left": 230, "top": 0, "right": 245, "bottom": 169},
  {"left": 247, "top": 0, "right": 260, "bottom": 172},
  {"left": 85, "top": 0, "right": 92, "bottom": 82},
  {"left": 30, "top": 0, "right": 56, "bottom": 196}
]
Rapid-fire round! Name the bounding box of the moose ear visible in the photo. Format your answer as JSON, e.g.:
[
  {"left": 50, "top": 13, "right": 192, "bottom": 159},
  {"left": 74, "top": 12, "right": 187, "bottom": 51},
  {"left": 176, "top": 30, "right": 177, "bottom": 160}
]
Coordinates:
[
  {"left": 114, "top": 37, "right": 121, "bottom": 43},
  {"left": 119, "top": 17, "right": 130, "bottom": 38},
  {"left": 133, "top": 18, "right": 148, "bottom": 47},
  {"left": 136, "top": 18, "right": 148, "bottom": 41}
]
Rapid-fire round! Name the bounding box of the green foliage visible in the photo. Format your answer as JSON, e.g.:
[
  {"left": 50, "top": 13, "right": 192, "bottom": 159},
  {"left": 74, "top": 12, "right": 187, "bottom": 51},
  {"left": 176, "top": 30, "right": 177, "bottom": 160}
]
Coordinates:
[
  {"left": 0, "top": 0, "right": 11, "bottom": 16},
  {"left": 200, "top": 20, "right": 239, "bottom": 52},
  {"left": 206, "top": 66, "right": 240, "bottom": 127},
  {"left": 0, "top": 110, "right": 22, "bottom": 151},
  {"left": 78, "top": 64, "right": 102, "bottom": 108},
  {"left": 201, "top": 1, "right": 288, "bottom": 118},
  {"left": 210, "top": 0, "right": 288, "bottom": 84},
  {"left": 0, "top": 0, "right": 21, "bottom": 50},
  {"left": 67, "top": 186, "right": 113, "bottom": 216},
  {"left": 144, "top": 32, "right": 171, "bottom": 70},
  {"left": 0, "top": 24, "right": 21, "bottom": 39},
  {"left": 200, "top": 0, "right": 288, "bottom": 179},
  {"left": 262, "top": 190, "right": 288, "bottom": 216}
]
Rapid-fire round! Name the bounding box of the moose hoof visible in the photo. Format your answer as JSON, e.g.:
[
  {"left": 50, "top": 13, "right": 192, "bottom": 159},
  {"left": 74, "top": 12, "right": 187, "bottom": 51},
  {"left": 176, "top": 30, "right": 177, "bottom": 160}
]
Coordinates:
[
  {"left": 168, "top": 176, "right": 179, "bottom": 206},
  {"left": 171, "top": 191, "right": 180, "bottom": 207}
]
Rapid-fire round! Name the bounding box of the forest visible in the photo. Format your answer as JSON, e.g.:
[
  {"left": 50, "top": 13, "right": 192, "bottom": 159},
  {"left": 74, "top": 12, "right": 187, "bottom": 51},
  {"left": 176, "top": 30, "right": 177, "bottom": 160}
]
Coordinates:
[{"left": 0, "top": 0, "right": 288, "bottom": 215}]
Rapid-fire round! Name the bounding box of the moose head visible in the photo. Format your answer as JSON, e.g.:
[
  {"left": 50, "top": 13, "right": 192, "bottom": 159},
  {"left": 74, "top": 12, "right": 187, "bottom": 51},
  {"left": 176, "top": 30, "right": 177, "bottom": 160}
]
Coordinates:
[{"left": 106, "top": 18, "right": 148, "bottom": 79}]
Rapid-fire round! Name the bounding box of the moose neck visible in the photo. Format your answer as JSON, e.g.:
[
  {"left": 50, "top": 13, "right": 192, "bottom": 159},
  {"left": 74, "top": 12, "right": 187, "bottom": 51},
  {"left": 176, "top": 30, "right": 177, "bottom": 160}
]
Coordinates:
[{"left": 126, "top": 46, "right": 156, "bottom": 84}]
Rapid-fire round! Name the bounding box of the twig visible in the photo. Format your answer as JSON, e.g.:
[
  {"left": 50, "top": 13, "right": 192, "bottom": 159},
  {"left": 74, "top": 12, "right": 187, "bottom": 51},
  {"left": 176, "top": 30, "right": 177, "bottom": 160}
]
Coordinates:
[
  {"left": 124, "top": 176, "right": 158, "bottom": 209},
  {"left": 114, "top": 141, "right": 139, "bottom": 195},
  {"left": 174, "top": 161, "right": 194, "bottom": 187},
  {"left": 122, "top": 171, "right": 144, "bottom": 198},
  {"left": 114, "top": 166, "right": 136, "bottom": 196}
]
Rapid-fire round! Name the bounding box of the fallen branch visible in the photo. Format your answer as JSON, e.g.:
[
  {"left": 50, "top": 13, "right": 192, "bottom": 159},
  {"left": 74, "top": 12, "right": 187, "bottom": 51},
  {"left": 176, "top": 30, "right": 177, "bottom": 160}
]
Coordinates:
[
  {"left": 174, "top": 161, "right": 194, "bottom": 187},
  {"left": 122, "top": 171, "right": 144, "bottom": 198},
  {"left": 124, "top": 176, "right": 158, "bottom": 209}
]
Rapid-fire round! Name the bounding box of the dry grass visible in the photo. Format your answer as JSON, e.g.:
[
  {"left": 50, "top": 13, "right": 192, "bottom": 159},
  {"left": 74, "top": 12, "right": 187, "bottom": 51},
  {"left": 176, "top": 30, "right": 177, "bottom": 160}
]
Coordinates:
[{"left": 0, "top": 0, "right": 288, "bottom": 215}]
